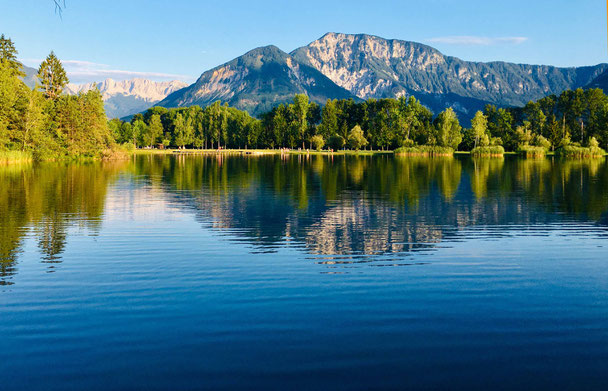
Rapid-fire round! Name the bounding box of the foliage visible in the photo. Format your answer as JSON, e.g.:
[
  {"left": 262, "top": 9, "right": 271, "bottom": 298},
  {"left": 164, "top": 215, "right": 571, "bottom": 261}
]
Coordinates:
[
  {"left": 38, "top": 51, "right": 68, "bottom": 100},
  {"left": 470, "top": 111, "right": 488, "bottom": 149},
  {"left": 0, "top": 38, "right": 115, "bottom": 160},
  {"left": 328, "top": 134, "right": 345, "bottom": 150},
  {"left": 434, "top": 108, "right": 462, "bottom": 150},
  {"left": 484, "top": 88, "right": 608, "bottom": 154},
  {"left": 347, "top": 125, "right": 368, "bottom": 150},
  {"left": 555, "top": 138, "right": 606, "bottom": 158},
  {"left": 517, "top": 145, "right": 547, "bottom": 158},
  {"left": 394, "top": 145, "right": 454, "bottom": 156},
  {"left": 310, "top": 135, "right": 325, "bottom": 151},
  {"left": 0, "top": 150, "right": 32, "bottom": 164},
  {"left": 471, "top": 146, "right": 505, "bottom": 156},
  {"left": 0, "top": 34, "right": 24, "bottom": 77}
]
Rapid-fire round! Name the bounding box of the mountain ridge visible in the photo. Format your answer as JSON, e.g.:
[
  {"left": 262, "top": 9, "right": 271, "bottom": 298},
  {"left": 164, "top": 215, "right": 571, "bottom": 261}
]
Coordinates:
[
  {"left": 291, "top": 33, "right": 608, "bottom": 111},
  {"left": 159, "top": 45, "right": 355, "bottom": 115},
  {"left": 66, "top": 78, "right": 187, "bottom": 118}
]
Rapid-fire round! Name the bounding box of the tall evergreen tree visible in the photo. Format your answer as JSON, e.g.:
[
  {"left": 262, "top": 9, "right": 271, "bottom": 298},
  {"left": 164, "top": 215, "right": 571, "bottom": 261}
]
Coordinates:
[
  {"left": 38, "top": 51, "right": 68, "bottom": 100},
  {"left": 0, "top": 34, "right": 24, "bottom": 77}
]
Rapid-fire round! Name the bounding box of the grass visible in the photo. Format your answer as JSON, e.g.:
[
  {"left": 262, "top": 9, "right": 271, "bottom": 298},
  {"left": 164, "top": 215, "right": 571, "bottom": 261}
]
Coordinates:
[
  {"left": 0, "top": 150, "right": 33, "bottom": 164},
  {"left": 394, "top": 145, "right": 454, "bottom": 156},
  {"left": 471, "top": 146, "right": 505, "bottom": 157},
  {"left": 517, "top": 145, "right": 548, "bottom": 158},
  {"left": 134, "top": 148, "right": 392, "bottom": 156},
  {"left": 555, "top": 145, "right": 606, "bottom": 158}
]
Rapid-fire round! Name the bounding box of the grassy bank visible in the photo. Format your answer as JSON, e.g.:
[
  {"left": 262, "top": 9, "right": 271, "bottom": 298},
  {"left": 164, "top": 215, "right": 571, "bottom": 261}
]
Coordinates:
[
  {"left": 0, "top": 150, "right": 33, "bottom": 164},
  {"left": 471, "top": 146, "right": 505, "bottom": 157},
  {"left": 517, "top": 146, "right": 548, "bottom": 158},
  {"left": 134, "top": 148, "right": 393, "bottom": 156},
  {"left": 394, "top": 146, "right": 455, "bottom": 157},
  {"left": 555, "top": 145, "right": 607, "bottom": 158}
]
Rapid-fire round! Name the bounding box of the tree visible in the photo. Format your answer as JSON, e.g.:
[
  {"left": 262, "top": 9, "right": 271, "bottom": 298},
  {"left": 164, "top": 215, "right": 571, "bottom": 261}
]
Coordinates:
[
  {"left": 132, "top": 119, "right": 147, "bottom": 147},
  {"left": 471, "top": 111, "right": 488, "bottom": 148},
  {"left": 144, "top": 114, "right": 163, "bottom": 147},
  {"left": 311, "top": 135, "right": 325, "bottom": 151},
  {"left": 0, "top": 34, "right": 24, "bottom": 77},
  {"left": 174, "top": 113, "right": 194, "bottom": 148},
  {"left": 272, "top": 104, "right": 288, "bottom": 147},
  {"left": 514, "top": 122, "right": 533, "bottom": 148},
  {"left": 485, "top": 105, "right": 515, "bottom": 150},
  {"left": 434, "top": 108, "right": 462, "bottom": 149},
  {"left": 293, "top": 94, "right": 309, "bottom": 149},
  {"left": 38, "top": 51, "right": 68, "bottom": 100},
  {"left": 328, "top": 134, "right": 345, "bottom": 150},
  {"left": 319, "top": 99, "right": 338, "bottom": 141},
  {"left": 347, "top": 125, "right": 368, "bottom": 150}
]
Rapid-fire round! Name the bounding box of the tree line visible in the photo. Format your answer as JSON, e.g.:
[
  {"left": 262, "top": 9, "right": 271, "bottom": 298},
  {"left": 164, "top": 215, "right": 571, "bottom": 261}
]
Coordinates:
[
  {"left": 1, "top": 34, "right": 114, "bottom": 160},
  {"left": 112, "top": 88, "right": 608, "bottom": 155},
  {"left": 112, "top": 95, "right": 464, "bottom": 152}
]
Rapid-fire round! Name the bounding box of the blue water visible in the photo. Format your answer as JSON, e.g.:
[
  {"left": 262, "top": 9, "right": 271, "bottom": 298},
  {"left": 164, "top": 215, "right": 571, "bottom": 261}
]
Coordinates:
[{"left": 1, "top": 155, "right": 607, "bottom": 390}]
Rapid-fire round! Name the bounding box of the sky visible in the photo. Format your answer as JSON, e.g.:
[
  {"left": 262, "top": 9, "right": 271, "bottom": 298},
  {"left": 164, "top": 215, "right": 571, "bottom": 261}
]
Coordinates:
[{"left": 1, "top": 0, "right": 607, "bottom": 84}]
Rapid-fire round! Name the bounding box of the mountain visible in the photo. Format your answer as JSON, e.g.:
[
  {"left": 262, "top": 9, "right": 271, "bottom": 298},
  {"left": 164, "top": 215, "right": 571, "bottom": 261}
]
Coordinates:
[
  {"left": 66, "top": 78, "right": 188, "bottom": 119},
  {"left": 158, "top": 45, "right": 355, "bottom": 116},
  {"left": 157, "top": 33, "right": 608, "bottom": 121},
  {"left": 291, "top": 33, "right": 608, "bottom": 118},
  {"left": 21, "top": 65, "right": 39, "bottom": 89},
  {"left": 585, "top": 69, "right": 608, "bottom": 92}
]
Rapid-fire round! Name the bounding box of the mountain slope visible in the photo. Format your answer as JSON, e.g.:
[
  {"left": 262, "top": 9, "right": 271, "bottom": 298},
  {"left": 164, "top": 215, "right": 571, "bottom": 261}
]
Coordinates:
[
  {"left": 291, "top": 33, "right": 608, "bottom": 115},
  {"left": 585, "top": 69, "right": 608, "bottom": 92},
  {"left": 20, "top": 65, "right": 39, "bottom": 89},
  {"left": 66, "top": 78, "right": 187, "bottom": 118},
  {"left": 158, "top": 45, "right": 355, "bottom": 116}
]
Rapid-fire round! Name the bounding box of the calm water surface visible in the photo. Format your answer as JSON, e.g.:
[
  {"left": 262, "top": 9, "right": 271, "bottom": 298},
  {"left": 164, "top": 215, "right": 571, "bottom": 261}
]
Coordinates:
[{"left": 1, "top": 154, "right": 608, "bottom": 390}]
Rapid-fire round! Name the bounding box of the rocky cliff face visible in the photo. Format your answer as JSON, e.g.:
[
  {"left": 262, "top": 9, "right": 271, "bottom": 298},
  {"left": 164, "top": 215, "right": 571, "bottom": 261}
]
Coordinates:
[
  {"left": 158, "top": 45, "right": 355, "bottom": 116},
  {"left": 66, "top": 78, "right": 187, "bottom": 118},
  {"left": 291, "top": 33, "right": 608, "bottom": 116}
]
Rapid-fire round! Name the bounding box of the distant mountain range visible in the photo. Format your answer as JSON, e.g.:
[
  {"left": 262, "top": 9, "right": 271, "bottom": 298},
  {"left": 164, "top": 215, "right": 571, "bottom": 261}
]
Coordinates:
[
  {"left": 158, "top": 33, "right": 608, "bottom": 120},
  {"left": 65, "top": 79, "right": 187, "bottom": 118},
  {"left": 20, "top": 33, "right": 608, "bottom": 120},
  {"left": 20, "top": 66, "right": 186, "bottom": 119}
]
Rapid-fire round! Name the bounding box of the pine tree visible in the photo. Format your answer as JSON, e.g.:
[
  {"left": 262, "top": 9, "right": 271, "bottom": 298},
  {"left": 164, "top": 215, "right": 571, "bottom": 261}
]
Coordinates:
[
  {"left": 0, "top": 34, "right": 24, "bottom": 77},
  {"left": 38, "top": 51, "right": 68, "bottom": 100}
]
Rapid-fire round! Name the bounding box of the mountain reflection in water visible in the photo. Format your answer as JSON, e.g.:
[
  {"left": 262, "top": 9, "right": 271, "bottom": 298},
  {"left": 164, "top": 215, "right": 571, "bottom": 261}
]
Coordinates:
[{"left": 1, "top": 154, "right": 607, "bottom": 285}]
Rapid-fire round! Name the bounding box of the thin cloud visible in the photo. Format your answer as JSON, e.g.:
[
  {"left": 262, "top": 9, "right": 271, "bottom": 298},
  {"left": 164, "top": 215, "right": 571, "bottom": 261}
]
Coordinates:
[
  {"left": 20, "top": 58, "right": 192, "bottom": 83},
  {"left": 426, "top": 36, "right": 528, "bottom": 46}
]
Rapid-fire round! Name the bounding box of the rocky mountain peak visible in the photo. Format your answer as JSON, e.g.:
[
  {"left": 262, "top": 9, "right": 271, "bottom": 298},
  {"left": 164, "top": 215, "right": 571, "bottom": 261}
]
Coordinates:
[{"left": 65, "top": 78, "right": 188, "bottom": 118}]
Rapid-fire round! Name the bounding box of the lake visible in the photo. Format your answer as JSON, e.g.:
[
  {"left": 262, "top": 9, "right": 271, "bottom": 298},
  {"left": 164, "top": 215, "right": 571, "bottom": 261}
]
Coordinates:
[{"left": 1, "top": 154, "right": 608, "bottom": 390}]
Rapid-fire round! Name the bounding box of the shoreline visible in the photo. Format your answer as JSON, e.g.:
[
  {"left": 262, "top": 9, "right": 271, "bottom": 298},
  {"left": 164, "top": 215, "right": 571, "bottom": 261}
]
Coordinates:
[{"left": 2, "top": 148, "right": 607, "bottom": 165}]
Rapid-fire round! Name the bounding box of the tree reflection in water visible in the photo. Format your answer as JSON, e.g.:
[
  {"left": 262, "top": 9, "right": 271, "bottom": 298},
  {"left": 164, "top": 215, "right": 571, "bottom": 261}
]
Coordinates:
[{"left": 2, "top": 154, "right": 608, "bottom": 284}]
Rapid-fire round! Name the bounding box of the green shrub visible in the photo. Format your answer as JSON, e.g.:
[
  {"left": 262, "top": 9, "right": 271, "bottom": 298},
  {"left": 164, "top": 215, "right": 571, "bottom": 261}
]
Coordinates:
[
  {"left": 310, "top": 135, "right": 325, "bottom": 151},
  {"left": 555, "top": 144, "right": 606, "bottom": 158},
  {"left": 471, "top": 146, "right": 505, "bottom": 156},
  {"left": 0, "top": 150, "right": 33, "bottom": 164},
  {"left": 395, "top": 145, "right": 454, "bottom": 156},
  {"left": 328, "top": 135, "right": 345, "bottom": 150},
  {"left": 401, "top": 138, "right": 415, "bottom": 148},
  {"left": 518, "top": 145, "right": 547, "bottom": 158}
]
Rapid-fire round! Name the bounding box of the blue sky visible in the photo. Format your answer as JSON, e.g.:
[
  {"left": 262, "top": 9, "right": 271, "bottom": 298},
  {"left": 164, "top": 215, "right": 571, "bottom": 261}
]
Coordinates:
[{"left": 1, "top": 0, "right": 606, "bottom": 83}]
